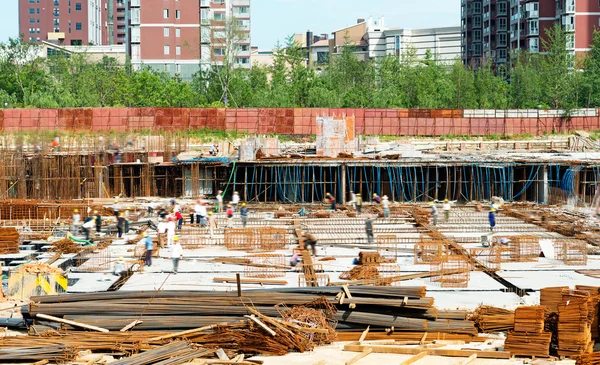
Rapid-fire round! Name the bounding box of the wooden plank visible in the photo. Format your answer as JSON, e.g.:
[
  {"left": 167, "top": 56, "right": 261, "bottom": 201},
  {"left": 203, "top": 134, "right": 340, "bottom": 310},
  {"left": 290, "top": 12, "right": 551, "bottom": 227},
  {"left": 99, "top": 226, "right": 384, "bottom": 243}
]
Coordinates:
[
  {"left": 399, "top": 351, "right": 428, "bottom": 365},
  {"left": 358, "top": 325, "right": 370, "bottom": 343},
  {"left": 32, "top": 360, "right": 49, "bottom": 365},
  {"left": 345, "top": 348, "right": 372, "bottom": 365},
  {"left": 455, "top": 354, "right": 477, "bottom": 365},
  {"left": 119, "top": 320, "right": 143, "bottom": 332},
  {"left": 216, "top": 348, "right": 230, "bottom": 361},
  {"left": 213, "top": 277, "right": 288, "bottom": 285},
  {"left": 419, "top": 332, "right": 427, "bottom": 345},
  {"left": 244, "top": 315, "right": 276, "bottom": 336},
  {"left": 343, "top": 344, "right": 510, "bottom": 359},
  {"left": 36, "top": 314, "right": 109, "bottom": 333}
]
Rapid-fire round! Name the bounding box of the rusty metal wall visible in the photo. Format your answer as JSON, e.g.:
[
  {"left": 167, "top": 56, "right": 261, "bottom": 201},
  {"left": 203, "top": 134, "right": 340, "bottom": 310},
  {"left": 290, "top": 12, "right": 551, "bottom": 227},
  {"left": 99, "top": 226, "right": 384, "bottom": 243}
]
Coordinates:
[{"left": 1, "top": 108, "right": 599, "bottom": 136}]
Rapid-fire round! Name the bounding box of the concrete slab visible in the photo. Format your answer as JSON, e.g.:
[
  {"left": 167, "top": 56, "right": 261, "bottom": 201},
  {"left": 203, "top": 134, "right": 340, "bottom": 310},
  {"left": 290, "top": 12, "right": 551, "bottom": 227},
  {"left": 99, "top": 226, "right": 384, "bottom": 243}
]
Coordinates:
[
  {"left": 498, "top": 270, "right": 600, "bottom": 290},
  {"left": 67, "top": 272, "right": 119, "bottom": 293}
]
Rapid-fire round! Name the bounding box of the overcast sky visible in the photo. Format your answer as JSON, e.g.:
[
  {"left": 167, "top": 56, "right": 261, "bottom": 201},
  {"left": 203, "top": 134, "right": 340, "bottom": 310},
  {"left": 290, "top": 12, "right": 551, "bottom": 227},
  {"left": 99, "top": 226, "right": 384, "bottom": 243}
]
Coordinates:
[{"left": 0, "top": 0, "right": 460, "bottom": 49}]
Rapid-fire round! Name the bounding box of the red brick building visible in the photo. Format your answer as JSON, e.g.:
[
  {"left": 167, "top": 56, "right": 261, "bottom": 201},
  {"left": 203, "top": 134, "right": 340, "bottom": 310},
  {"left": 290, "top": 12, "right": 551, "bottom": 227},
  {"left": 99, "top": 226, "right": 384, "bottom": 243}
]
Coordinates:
[{"left": 461, "top": 0, "right": 600, "bottom": 67}]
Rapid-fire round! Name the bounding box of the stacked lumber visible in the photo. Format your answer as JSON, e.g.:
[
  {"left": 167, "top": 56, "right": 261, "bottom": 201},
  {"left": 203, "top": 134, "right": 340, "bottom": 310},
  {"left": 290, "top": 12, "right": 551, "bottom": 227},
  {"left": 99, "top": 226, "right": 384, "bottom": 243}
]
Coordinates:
[
  {"left": 577, "top": 352, "right": 600, "bottom": 365},
  {"left": 540, "top": 286, "right": 568, "bottom": 313},
  {"left": 0, "top": 227, "right": 19, "bottom": 254},
  {"left": 470, "top": 305, "right": 514, "bottom": 332},
  {"left": 558, "top": 290, "right": 593, "bottom": 357},
  {"left": 505, "top": 306, "right": 550, "bottom": 357},
  {"left": 575, "top": 285, "right": 600, "bottom": 340}
]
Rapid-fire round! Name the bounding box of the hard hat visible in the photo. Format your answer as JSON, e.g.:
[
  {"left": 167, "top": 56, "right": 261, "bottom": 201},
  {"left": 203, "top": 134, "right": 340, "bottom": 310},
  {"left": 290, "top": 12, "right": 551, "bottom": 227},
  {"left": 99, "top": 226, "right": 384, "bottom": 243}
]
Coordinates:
[
  {"left": 242, "top": 203, "right": 246, "bottom": 207},
  {"left": 444, "top": 198, "right": 448, "bottom": 202},
  {"left": 373, "top": 193, "right": 377, "bottom": 196},
  {"left": 93, "top": 210, "right": 98, "bottom": 214},
  {"left": 173, "top": 236, "right": 179, "bottom": 242},
  {"left": 119, "top": 257, "right": 124, "bottom": 261},
  {"left": 228, "top": 204, "right": 232, "bottom": 207},
  {"left": 208, "top": 211, "right": 213, "bottom": 216},
  {"left": 74, "top": 209, "right": 79, "bottom": 213},
  {"left": 490, "top": 208, "right": 496, "bottom": 212},
  {"left": 120, "top": 212, "right": 125, "bottom": 217},
  {"left": 234, "top": 191, "right": 238, "bottom": 194},
  {"left": 142, "top": 231, "right": 148, "bottom": 237},
  {"left": 197, "top": 200, "right": 201, "bottom": 203},
  {"left": 429, "top": 201, "right": 435, "bottom": 205}
]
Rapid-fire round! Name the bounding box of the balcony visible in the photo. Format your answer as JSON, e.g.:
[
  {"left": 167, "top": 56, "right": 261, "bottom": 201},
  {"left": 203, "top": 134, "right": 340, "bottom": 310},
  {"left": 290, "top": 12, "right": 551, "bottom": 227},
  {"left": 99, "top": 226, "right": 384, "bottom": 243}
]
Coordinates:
[
  {"left": 484, "top": 26, "right": 490, "bottom": 34},
  {"left": 564, "top": 23, "right": 574, "bottom": 32},
  {"left": 529, "top": 45, "right": 539, "bottom": 53},
  {"left": 525, "top": 10, "right": 538, "bottom": 19},
  {"left": 483, "top": 12, "right": 490, "bottom": 21},
  {"left": 526, "top": 27, "right": 538, "bottom": 36}
]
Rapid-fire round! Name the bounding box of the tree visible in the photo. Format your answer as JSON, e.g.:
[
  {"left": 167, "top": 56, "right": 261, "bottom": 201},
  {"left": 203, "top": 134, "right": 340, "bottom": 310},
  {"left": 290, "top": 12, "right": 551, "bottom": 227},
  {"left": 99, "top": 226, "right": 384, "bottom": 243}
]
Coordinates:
[{"left": 539, "top": 23, "right": 576, "bottom": 109}]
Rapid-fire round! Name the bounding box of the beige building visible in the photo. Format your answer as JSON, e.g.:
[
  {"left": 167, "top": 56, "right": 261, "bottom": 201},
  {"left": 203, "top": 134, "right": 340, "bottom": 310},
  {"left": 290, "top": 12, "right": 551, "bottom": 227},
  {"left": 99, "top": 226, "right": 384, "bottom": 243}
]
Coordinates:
[
  {"left": 40, "top": 40, "right": 127, "bottom": 63},
  {"left": 250, "top": 46, "right": 274, "bottom": 67}
]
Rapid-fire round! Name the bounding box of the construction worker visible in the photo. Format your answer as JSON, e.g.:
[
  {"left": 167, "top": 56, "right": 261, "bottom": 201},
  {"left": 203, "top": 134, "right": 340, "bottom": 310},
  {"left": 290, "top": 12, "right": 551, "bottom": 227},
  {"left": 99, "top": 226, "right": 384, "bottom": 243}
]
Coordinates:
[
  {"left": 166, "top": 216, "right": 176, "bottom": 246},
  {"left": 355, "top": 193, "right": 363, "bottom": 213},
  {"left": 82, "top": 216, "right": 94, "bottom": 242},
  {"left": 240, "top": 203, "right": 249, "bottom": 228},
  {"left": 325, "top": 193, "right": 336, "bottom": 211},
  {"left": 170, "top": 236, "right": 183, "bottom": 274},
  {"left": 216, "top": 190, "right": 223, "bottom": 212},
  {"left": 117, "top": 212, "right": 126, "bottom": 238},
  {"left": 232, "top": 191, "right": 240, "bottom": 210},
  {"left": 382, "top": 195, "right": 391, "bottom": 218},
  {"left": 365, "top": 214, "right": 376, "bottom": 244},
  {"left": 348, "top": 191, "right": 356, "bottom": 209},
  {"left": 442, "top": 198, "right": 455, "bottom": 222},
  {"left": 372, "top": 193, "right": 382, "bottom": 205},
  {"left": 430, "top": 201, "right": 439, "bottom": 226},
  {"left": 157, "top": 218, "right": 167, "bottom": 248},
  {"left": 175, "top": 210, "right": 184, "bottom": 231},
  {"left": 489, "top": 208, "right": 496, "bottom": 232},
  {"left": 208, "top": 211, "right": 217, "bottom": 239},
  {"left": 94, "top": 210, "right": 102, "bottom": 233},
  {"left": 72, "top": 209, "right": 81, "bottom": 225},
  {"left": 302, "top": 231, "right": 318, "bottom": 256},
  {"left": 194, "top": 200, "right": 207, "bottom": 225},
  {"left": 144, "top": 231, "right": 153, "bottom": 267},
  {"left": 114, "top": 257, "right": 126, "bottom": 276},
  {"left": 226, "top": 205, "right": 234, "bottom": 227}
]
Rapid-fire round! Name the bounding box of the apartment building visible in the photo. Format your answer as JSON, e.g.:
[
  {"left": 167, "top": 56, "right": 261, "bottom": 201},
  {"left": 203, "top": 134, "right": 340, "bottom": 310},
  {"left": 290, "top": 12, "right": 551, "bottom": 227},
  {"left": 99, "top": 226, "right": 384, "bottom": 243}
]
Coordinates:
[
  {"left": 462, "top": 0, "right": 600, "bottom": 67},
  {"left": 19, "top": 0, "right": 106, "bottom": 45},
  {"left": 130, "top": 0, "right": 250, "bottom": 81}
]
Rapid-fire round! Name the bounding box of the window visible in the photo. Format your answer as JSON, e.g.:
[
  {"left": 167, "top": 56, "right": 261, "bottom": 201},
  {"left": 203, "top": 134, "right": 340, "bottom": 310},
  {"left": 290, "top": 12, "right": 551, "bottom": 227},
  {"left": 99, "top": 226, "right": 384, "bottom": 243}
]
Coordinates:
[
  {"left": 498, "top": 2, "right": 507, "bottom": 15},
  {"left": 176, "top": 46, "right": 181, "bottom": 55},
  {"left": 200, "top": 9, "right": 209, "bottom": 24},
  {"left": 237, "top": 6, "right": 248, "bottom": 13},
  {"left": 29, "top": 8, "right": 35, "bottom": 14},
  {"left": 163, "top": 9, "right": 169, "bottom": 18},
  {"left": 68, "top": 7, "right": 70, "bottom": 13},
  {"left": 175, "top": 9, "right": 180, "bottom": 19},
  {"left": 29, "top": 27, "right": 34, "bottom": 33},
  {"left": 37, "top": 28, "right": 40, "bottom": 33},
  {"left": 497, "top": 48, "right": 507, "bottom": 61},
  {"left": 54, "top": 19, "right": 59, "bottom": 26},
  {"left": 473, "top": 2, "right": 481, "bottom": 13},
  {"left": 214, "top": 13, "right": 225, "bottom": 21},
  {"left": 164, "top": 45, "right": 170, "bottom": 55},
  {"left": 176, "top": 28, "right": 180, "bottom": 37},
  {"left": 37, "top": 8, "right": 40, "bottom": 13},
  {"left": 176, "top": 64, "right": 181, "bottom": 73},
  {"left": 235, "top": 57, "right": 249, "bottom": 65},
  {"left": 236, "top": 44, "right": 249, "bottom": 51},
  {"left": 53, "top": 0, "right": 59, "bottom": 5},
  {"left": 75, "top": 22, "right": 82, "bottom": 30},
  {"left": 54, "top": 27, "right": 60, "bottom": 32},
  {"left": 163, "top": 64, "right": 168, "bottom": 72},
  {"left": 29, "top": 37, "right": 34, "bottom": 42},
  {"left": 28, "top": 0, "right": 34, "bottom": 3},
  {"left": 53, "top": 8, "right": 59, "bottom": 16},
  {"left": 473, "top": 15, "right": 482, "bottom": 28},
  {"left": 498, "top": 32, "right": 507, "bottom": 47},
  {"left": 29, "top": 18, "right": 36, "bottom": 23},
  {"left": 473, "top": 29, "right": 481, "bottom": 42},
  {"left": 75, "top": 2, "right": 81, "bottom": 10},
  {"left": 69, "top": 28, "right": 71, "bottom": 33},
  {"left": 566, "top": 33, "right": 575, "bottom": 49},
  {"left": 214, "top": 48, "right": 224, "bottom": 56},
  {"left": 164, "top": 27, "right": 169, "bottom": 36}
]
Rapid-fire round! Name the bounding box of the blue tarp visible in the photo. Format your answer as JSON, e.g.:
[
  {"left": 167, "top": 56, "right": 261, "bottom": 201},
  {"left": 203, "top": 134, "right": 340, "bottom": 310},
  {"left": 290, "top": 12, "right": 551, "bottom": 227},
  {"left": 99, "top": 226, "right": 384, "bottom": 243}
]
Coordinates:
[{"left": 172, "top": 157, "right": 231, "bottom": 165}]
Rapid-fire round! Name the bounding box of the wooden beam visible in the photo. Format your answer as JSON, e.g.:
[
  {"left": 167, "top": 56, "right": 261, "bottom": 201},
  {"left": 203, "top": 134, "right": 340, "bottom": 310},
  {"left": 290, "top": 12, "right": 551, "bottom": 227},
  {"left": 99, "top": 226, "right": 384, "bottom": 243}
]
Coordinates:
[
  {"left": 455, "top": 354, "right": 477, "bottom": 365},
  {"left": 343, "top": 344, "right": 510, "bottom": 359},
  {"left": 36, "top": 314, "right": 109, "bottom": 333},
  {"left": 119, "top": 320, "right": 143, "bottom": 332},
  {"left": 358, "top": 325, "right": 370, "bottom": 343},
  {"left": 244, "top": 315, "right": 276, "bottom": 336},
  {"left": 345, "top": 348, "right": 372, "bottom": 365},
  {"left": 399, "top": 351, "right": 428, "bottom": 365}
]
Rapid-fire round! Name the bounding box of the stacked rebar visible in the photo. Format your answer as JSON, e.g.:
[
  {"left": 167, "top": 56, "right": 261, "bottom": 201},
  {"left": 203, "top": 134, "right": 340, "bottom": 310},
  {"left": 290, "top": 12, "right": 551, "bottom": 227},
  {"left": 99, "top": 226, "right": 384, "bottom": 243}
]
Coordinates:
[{"left": 470, "top": 305, "right": 514, "bottom": 333}]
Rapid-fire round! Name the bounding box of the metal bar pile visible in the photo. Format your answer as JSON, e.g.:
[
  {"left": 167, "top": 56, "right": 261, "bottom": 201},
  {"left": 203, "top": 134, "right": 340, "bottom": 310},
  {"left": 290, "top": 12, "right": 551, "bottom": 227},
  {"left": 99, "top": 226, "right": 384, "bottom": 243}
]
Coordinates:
[
  {"left": 110, "top": 341, "right": 216, "bottom": 365},
  {"left": 469, "top": 305, "right": 514, "bottom": 333},
  {"left": 504, "top": 306, "right": 551, "bottom": 357}
]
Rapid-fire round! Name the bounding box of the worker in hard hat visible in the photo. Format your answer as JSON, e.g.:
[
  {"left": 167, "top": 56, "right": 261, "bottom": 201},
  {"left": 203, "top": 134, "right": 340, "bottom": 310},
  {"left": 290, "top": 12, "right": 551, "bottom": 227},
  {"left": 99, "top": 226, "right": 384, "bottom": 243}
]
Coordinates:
[
  {"left": 72, "top": 209, "right": 81, "bottom": 225},
  {"left": 240, "top": 202, "right": 249, "bottom": 228},
  {"left": 442, "top": 198, "right": 456, "bottom": 222},
  {"left": 226, "top": 204, "right": 234, "bottom": 227},
  {"left": 382, "top": 195, "right": 390, "bottom": 218},
  {"left": 232, "top": 191, "right": 240, "bottom": 210},
  {"left": 94, "top": 210, "right": 102, "bottom": 234},
  {"left": 143, "top": 231, "right": 153, "bottom": 267},
  {"left": 372, "top": 193, "right": 382, "bottom": 205},
  {"left": 430, "top": 201, "right": 439, "bottom": 226},
  {"left": 114, "top": 257, "right": 126, "bottom": 276},
  {"left": 117, "top": 212, "right": 126, "bottom": 238},
  {"left": 348, "top": 191, "right": 356, "bottom": 210},
  {"left": 208, "top": 211, "right": 217, "bottom": 239},
  {"left": 355, "top": 192, "right": 363, "bottom": 213},
  {"left": 170, "top": 235, "right": 183, "bottom": 274},
  {"left": 325, "top": 192, "right": 336, "bottom": 211},
  {"left": 489, "top": 208, "right": 496, "bottom": 232}
]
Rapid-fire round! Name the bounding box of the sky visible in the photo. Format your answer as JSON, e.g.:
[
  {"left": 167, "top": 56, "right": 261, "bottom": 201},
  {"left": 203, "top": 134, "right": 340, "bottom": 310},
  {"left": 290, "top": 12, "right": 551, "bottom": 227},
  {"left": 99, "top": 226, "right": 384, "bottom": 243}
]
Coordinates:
[{"left": 0, "top": 0, "right": 460, "bottom": 48}]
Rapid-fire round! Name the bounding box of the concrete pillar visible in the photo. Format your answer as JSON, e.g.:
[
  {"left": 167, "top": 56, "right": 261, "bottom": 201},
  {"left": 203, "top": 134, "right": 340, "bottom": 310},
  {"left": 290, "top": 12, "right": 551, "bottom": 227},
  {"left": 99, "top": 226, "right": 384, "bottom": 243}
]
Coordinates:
[
  {"left": 537, "top": 166, "right": 548, "bottom": 205},
  {"left": 340, "top": 165, "right": 347, "bottom": 204}
]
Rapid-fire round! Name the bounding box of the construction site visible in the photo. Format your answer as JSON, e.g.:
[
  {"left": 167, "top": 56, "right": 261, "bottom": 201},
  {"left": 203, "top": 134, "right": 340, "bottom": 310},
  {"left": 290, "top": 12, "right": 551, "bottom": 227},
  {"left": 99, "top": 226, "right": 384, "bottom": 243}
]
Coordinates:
[{"left": 3, "top": 107, "right": 600, "bottom": 364}]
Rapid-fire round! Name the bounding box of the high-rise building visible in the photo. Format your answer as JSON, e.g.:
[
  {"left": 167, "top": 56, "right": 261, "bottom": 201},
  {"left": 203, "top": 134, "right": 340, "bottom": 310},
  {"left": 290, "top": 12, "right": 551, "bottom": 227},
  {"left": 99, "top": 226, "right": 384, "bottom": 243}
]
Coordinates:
[
  {"left": 462, "top": 0, "right": 600, "bottom": 67},
  {"left": 19, "top": 0, "right": 108, "bottom": 46},
  {"left": 130, "top": 0, "right": 251, "bottom": 81}
]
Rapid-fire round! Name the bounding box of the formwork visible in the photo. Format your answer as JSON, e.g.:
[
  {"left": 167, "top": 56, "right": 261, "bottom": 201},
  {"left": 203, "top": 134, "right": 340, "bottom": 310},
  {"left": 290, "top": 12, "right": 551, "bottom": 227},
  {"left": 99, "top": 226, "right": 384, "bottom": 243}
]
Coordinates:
[
  {"left": 243, "top": 254, "right": 286, "bottom": 278},
  {"left": 430, "top": 255, "right": 470, "bottom": 288},
  {"left": 468, "top": 247, "right": 502, "bottom": 272},
  {"left": 414, "top": 240, "right": 450, "bottom": 265},
  {"left": 509, "top": 236, "right": 540, "bottom": 262},
  {"left": 554, "top": 239, "right": 588, "bottom": 265}
]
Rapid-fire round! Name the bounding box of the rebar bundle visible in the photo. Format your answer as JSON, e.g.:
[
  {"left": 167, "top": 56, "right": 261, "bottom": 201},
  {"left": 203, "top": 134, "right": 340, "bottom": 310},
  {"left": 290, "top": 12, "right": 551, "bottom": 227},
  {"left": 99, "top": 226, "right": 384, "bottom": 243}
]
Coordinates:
[{"left": 469, "top": 305, "right": 514, "bottom": 333}]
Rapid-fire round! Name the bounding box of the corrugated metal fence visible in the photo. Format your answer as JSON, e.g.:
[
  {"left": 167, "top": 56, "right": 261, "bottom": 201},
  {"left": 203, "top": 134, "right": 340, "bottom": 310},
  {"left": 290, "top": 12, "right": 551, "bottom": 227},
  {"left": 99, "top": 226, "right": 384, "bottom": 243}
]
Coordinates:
[{"left": 1, "top": 108, "right": 599, "bottom": 136}]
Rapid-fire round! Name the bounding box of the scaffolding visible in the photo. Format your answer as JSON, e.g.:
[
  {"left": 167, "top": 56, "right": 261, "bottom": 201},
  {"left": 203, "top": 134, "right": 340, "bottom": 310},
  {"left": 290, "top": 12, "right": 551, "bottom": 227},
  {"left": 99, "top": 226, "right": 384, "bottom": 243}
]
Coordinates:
[
  {"left": 510, "top": 236, "right": 540, "bottom": 262},
  {"left": 243, "top": 253, "right": 286, "bottom": 278}
]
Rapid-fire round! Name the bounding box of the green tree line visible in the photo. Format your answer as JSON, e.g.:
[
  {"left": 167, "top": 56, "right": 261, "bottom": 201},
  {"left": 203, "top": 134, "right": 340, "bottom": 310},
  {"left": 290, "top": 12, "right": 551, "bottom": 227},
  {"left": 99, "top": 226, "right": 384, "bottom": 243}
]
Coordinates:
[{"left": 3, "top": 24, "right": 600, "bottom": 110}]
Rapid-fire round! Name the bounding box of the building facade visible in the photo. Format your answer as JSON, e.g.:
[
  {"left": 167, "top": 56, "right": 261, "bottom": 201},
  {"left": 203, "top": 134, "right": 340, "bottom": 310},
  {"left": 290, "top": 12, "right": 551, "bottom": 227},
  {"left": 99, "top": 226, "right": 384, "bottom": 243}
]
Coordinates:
[
  {"left": 19, "top": 0, "right": 107, "bottom": 45},
  {"left": 462, "top": 0, "right": 600, "bottom": 67},
  {"left": 130, "top": 0, "right": 250, "bottom": 81}
]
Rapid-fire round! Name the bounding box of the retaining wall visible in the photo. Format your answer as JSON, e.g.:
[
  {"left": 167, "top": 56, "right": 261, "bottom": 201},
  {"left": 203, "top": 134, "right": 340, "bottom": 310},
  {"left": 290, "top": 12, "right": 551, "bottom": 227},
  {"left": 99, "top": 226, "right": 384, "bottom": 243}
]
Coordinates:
[{"left": 1, "top": 108, "right": 599, "bottom": 136}]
